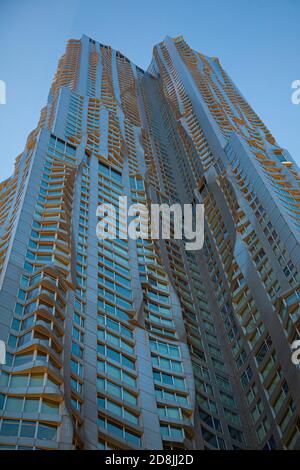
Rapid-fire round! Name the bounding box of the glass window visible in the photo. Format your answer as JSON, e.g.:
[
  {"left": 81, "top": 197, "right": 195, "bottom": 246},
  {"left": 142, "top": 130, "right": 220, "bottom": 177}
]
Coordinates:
[
  {"left": 30, "top": 374, "right": 44, "bottom": 387},
  {"left": 0, "top": 420, "right": 19, "bottom": 437},
  {"left": 107, "top": 363, "right": 120, "bottom": 380},
  {"left": 24, "top": 399, "right": 39, "bottom": 413},
  {"left": 107, "top": 401, "right": 121, "bottom": 417},
  {"left": 6, "top": 397, "right": 23, "bottom": 412},
  {"left": 0, "top": 394, "right": 5, "bottom": 410},
  {"left": 168, "top": 407, "right": 181, "bottom": 419},
  {"left": 41, "top": 400, "right": 59, "bottom": 415},
  {"left": 125, "top": 429, "right": 140, "bottom": 445},
  {"left": 171, "top": 427, "right": 183, "bottom": 440},
  {"left": 0, "top": 372, "right": 9, "bottom": 387},
  {"left": 123, "top": 390, "right": 137, "bottom": 405},
  {"left": 37, "top": 423, "right": 57, "bottom": 441},
  {"left": 20, "top": 421, "right": 36, "bottom": 438},
  {"left": 107, "top": 381, "right": 121, "bottom": 398},
  {"left": 10, "top": 375, "right": 28, "bottom": 388},
  {"left": 107, "top": 420, "right": 123, "bottom": 438}
]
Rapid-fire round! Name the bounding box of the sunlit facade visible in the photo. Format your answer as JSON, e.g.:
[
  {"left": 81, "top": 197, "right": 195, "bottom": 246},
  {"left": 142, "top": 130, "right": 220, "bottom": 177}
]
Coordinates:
[{"left": 0, "top": 35, "right": 300, "bottom": 450}]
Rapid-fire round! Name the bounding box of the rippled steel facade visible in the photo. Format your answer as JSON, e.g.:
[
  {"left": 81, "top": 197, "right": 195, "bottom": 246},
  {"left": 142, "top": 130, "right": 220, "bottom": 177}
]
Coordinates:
[{"left": 0, "top": 35, "right": 300, "bottom": 450}]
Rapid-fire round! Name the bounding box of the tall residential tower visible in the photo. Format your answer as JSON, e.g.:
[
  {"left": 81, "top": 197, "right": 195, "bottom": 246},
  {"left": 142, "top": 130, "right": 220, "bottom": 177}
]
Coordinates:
[{"left": 0, "top": 35, "right": 300, "bottom": 450}]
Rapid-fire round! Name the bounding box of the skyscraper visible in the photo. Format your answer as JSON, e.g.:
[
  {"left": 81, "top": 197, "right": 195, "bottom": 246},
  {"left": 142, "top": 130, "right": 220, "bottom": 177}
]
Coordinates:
[{"left": 0, "top": 34, "right": 299, "bottom": 450}]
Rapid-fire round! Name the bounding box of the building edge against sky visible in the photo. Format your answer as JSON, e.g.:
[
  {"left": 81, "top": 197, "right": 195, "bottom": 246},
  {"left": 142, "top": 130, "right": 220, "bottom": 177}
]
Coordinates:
[{"left": 0, "top": 34, "right": 299, "bottom": 450}]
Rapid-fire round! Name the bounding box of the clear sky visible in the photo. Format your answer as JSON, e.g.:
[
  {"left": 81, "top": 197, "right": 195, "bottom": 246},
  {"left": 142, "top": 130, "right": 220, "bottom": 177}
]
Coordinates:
[{"left": 0, "top": 0, "right": 299, "bottom": 181}]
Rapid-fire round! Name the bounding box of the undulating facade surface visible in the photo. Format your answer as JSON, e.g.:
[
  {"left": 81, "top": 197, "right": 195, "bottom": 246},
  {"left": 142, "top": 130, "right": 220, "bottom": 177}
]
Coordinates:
[{"left": 0, "top": 35, "right": 300, "bottom": 450}]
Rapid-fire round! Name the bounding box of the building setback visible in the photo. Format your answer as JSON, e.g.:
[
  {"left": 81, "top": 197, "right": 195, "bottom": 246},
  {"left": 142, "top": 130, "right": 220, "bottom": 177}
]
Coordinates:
[{"left": 0, "top": 35, "right": 300, "bottom": 450}]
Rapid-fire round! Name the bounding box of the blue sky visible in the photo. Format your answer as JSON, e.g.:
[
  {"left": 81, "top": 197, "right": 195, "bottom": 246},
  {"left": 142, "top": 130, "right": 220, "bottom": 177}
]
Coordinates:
[{"left": 0, "top": 0, "right": 299, "bottom": 181}]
